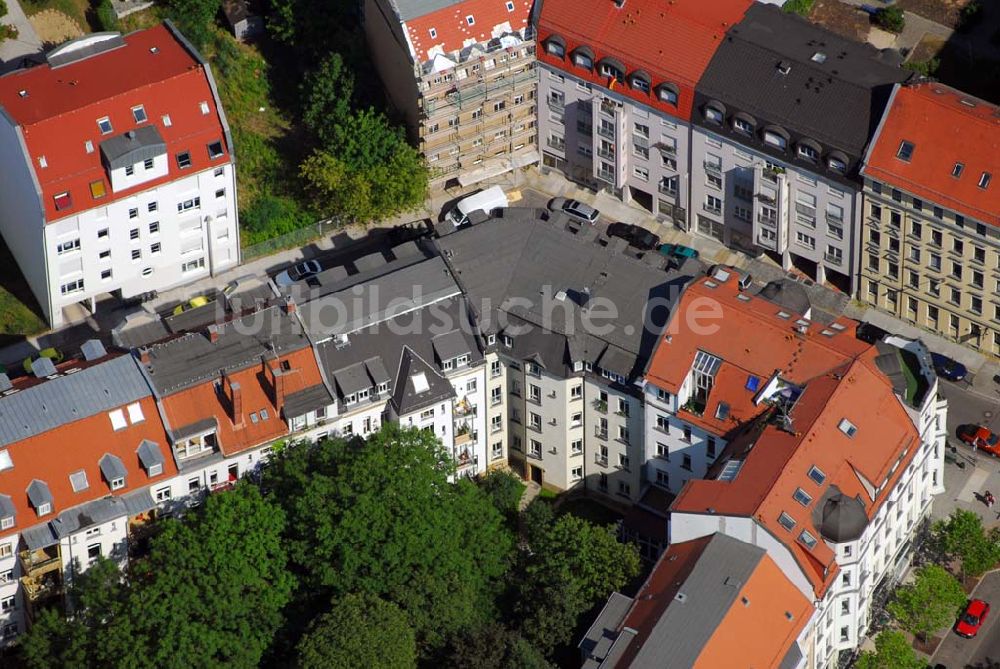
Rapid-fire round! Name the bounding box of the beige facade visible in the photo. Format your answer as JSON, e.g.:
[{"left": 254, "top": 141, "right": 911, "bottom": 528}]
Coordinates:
[{"left": 859, "top": 177, "right": 1000, "bottom": 355}]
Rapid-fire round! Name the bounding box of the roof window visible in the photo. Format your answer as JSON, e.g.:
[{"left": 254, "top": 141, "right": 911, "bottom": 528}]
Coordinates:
[
  {"left": 798, "top": 530, "right": 817, "bottom": 549},
  {"left": 465, "top": 14, "right": 475, "bottom": 25},
  {"left": 979, "top": 172, "right": 992, "bottom": 189},
  {"left": 84, "top": 140, "right": 94, "bottom": 154},
  {"left": 97, "top": 117, "right": 113, "bottom": 134},
  {"left": 132, "top": 105, "right": 147, "bottom": 124},
  {"left": 777, "top": 61, "right": 791, "bottom": 75},
  {"left": 896, "top": 140, "right": 915, "bottom": 162},
  {"left": 208, "top": 141, "right": 224, "bottom": 159},
  {"left": 109, "top": 408, "right": 127, "bottom": 431},
  {"left": 792, "top": 487, "right": 812, "bottom": 507},
  {"left": 838, "top": 417, "right": 857, "bottom": 437},
  {"left": 811, "top": 52, "right": 827, "bottom": 63},
  {"left": 17, "top": 90, "right": 27, "bottom": 98},
  {"left": 0, "top": 450, "right": 11, "bottom": 472},
  {"left": 718, "top": 459, "right": 743, "bottom": 481},
  {"left": 54, "top": 191, "right": 72, "bottom": 211},
  {"left": 90, "top": 180, "right": 106, "bottom": 199},
  {"left": 176, "top": 152, "right": 192, "bottom": 169},
  {"left": 745, "top": 375, "right": 760, "bottom": 392},
  {"left": 162, "top": 114, "right": 172, "bottom": 127},
  {"left": 952, "top": 162, "right": 964, "bottom": 178},
  {"left": 506, "top": 1, "right": 514, "bottom": 10},
  {"left": 69, "top": 470, "right": 89, "bottom": 492},
  {"left": 808, "top": 465, "right": 826, "bottom": 485},
  {"left": 715, "top": 402, "right": 730, "bottom": 420},
  {"left": 777, "top": 512, "right": 796, "bottom": 531},
  {"left": 428, "top": 27, "right": 436, "bottom": 38},
  {"left": 199, "top": 101, "right": 210, "bottom": 115}
]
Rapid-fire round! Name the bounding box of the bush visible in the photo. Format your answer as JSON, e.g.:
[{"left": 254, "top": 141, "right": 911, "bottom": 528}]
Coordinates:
[
  {"left": 240, "top": 193, "right": 313, "bottom": 244},
  {"left": 903, "top": 58, "right": 940, "bottom": 77},
  {"left": 958, "top": 0, "right": 983, "bottom": 33},
  {"left": 0, "top": 0, "right": 8, "bottom": 19},
  {"left": 875, "top": 6, "right": 905, "bottom": 33},
  {"left": 480, "top": 471, "right": 525, "bottom": 521},
  {"left": 782, "top": 0, "right": 814, "bottom": 16},
  {"left": 0, "top": 24, "right": 17, "bottom": 41},
  {"left": 95, "top": 0, "right": 119, "bottom": 31}
]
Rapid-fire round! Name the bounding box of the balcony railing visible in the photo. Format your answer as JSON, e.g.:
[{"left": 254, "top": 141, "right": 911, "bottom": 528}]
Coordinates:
[
  {"left": 597, "top": 126, "right": 615, "bottom": 140},
  {"left": 19, "top": 548, "right": 61, "bottom": 575},
  {"left": 825, "top": 212, "right": 844, "bottom": 225},
  {"left": 597, "top": 169, "right": 615, "bottom": 183},
  {"left": 824, "top": 253, "right": 843, "bottom": 265},
  {"left": 547, "top": 97, "right": 565, "bottom": 111},
  {"left": 595, "top": 454, "right": 609, "bottom": 466},
  {"left": 655, "top": 142, "right": 676, "bottom": 156},
  {"left": 594, "top": 427, "right": 608, "bottom": 439},
  {"left": 758, "top": 213, "right": 777, "bottom": 228},
  {"left": 546, "top": 138, "right": 565, "bottom": 151},
  {"left": 455, "top": 430, "right": 473, "bottom": 445},
  {"left": 658, "top": 183, "right": 678, "bottom": 198},
  {"left": 593, "top": 399, "right": 607, "bottom": 413},
  {"left": 703, "top": 161, "right": 722, "bottom": 175},
  {"left": 703, "top": 204, "right": 722, "bottom": 216},
  {"left": 757, "top": 192, "right": 776, "bottom": 206},
  {"left": 597, "top": 148, "right": 614, "bottom": 160}
]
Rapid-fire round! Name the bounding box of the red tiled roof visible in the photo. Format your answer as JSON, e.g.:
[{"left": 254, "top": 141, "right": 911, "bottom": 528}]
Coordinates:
[
  {"left": 402, "top": 0, "right": 532, "bottom": 64},
  {"left": 536, "top": 0, "right": 752, "bottom": 121},
  {"left": 0, "top": 24, "right": 230, "bottom": 222},
  {"left": 0, "top": 394, "right": 176, "bottom": 535},
  {"left": 160, "top": 347, "right": 324, "bottom": 456},
  {"left": 863, "top": 82, "right": 1000, "bottom": 228}
]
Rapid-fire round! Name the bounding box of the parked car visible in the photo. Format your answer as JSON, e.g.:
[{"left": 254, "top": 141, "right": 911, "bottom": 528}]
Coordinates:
[
  {"left": 606, "top": 223, "right": 661, "bottom": 250},
  {"left": 957, "top": 424, "right": 1000, "bottom": 456},
  {"left": 931, "top": 353, "right": 968, "bottom": 382},
  {"left": 550, "top": 197, "right": 599, "bottom": 224},
  {"left": 855, "top": 321, "right": 890, "bottom": 344},
  {"left": 172, "top": 295, "right": 210, "bottom": 316},
  {"left": 22, "top": 347, "right": 63, "bottom": 374},
  {"left": 274, "top": 260, "right": 322, "bottom": 287},
  {"left": 658, "top": 243, "right": 699, "bottom": 263},
  {"left": 955, "top": 599, "right": 990, "bottom": 638}
]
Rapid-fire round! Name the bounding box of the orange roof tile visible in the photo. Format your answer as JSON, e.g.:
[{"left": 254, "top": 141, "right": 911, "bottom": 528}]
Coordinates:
[
  {"left": 0, "top": 394, "right": 176, "bottom": 534},
  {"left": 0, "top": 25, "right": 230, "bottom": 222},
  {"left": 537, "top": 0, "right": 752, "bottom": 122},
  {"left": 864, "top": 82, "right": 1000, "bottom": 228},
  {"left": 160, "top": 346, "right": 324, "bottom": 456},
  {"left": 403, "top": 0, "right": 533, "bottom": 64}
]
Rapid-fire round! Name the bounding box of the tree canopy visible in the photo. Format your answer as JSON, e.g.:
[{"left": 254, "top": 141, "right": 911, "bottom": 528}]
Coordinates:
[
  {"left": 888, "top": 564, "right": 967, "bottom": 641},
  {"left": 854, "top": 630, "right": 924, "bottom": 669},
  {"left": 297, "top": 593, "right": 416, "bottom": 669},
  {"left": 934, "top": 509, "right": 1000, "bottom": 578}
]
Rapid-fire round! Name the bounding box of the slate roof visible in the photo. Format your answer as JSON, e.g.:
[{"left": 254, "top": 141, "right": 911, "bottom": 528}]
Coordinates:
[
  {"left": 99, "top": 125, "right": 166, "bottom": 170},
  {"left": 393, "top": 347, "right": 456, "bottom": 415},
  {"left": 697, "top": 3, "right": 909, "bottom": 162},
  {"left": 0, "top": 354, "right": 151, "bottom": 448},
  {"left": 283, "top": 384, "right": 336, "bottom": 420},
  {"left": 435, "top": 212, "right": 696, "bottom": 381}
]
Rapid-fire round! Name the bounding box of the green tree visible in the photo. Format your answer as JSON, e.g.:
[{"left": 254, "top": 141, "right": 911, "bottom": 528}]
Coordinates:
[
  {"left": 782, "top": 0, "right": 814, "bottom": 16},
  {"left": 874, "top": 6, "right": 905, "bottom": 33},
  {"left": 297, "top": 593, "right": 416, "bottom": 669},
  {"left": 854, "top": 630, "right": 924, "bottom": 669},
  {"left": 521, "top": 498, "right": 555, "bottom": 546},
  {"left": 20, "top": 557, "right": 128, "bottom": 669},
  {"left": 446, "top": 623, "right": 553, "bottom": 669},
  {"left": 103, "top": 484, "right": 294, "bottom": 668},
  {"left": 480, "top": 470, "right": 525, "bottom": 522},
  {"left": 265, "top": 426, "right": 514, "bottom": 651},
  {"left": 516, "top": 514, "right": 640, "bottom": 653},
  {"left": 301, "top": 52, "right": 355, "bottom": 148},
  {"left": 888, "top": 564, "right": 967, "bottom": 641},
  {"left": 934, "top": 509, "right": 1000, "bottom": 578},
  {"left": 165, "top": 0, "right": 220, "bottom": 48}
]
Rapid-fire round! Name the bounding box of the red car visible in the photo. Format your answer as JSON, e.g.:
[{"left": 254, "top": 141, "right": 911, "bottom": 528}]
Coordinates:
[
  {"left": 955, "top": 599, "right": 990, "bottom": 638},
  {"left": 957, "top": 424, "right": 1000, "bottom": 456}
]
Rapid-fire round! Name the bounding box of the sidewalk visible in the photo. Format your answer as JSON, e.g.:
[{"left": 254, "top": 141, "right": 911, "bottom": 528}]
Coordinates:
[{"left": 0, "top": 0, "right": 42, "bottom": 72}]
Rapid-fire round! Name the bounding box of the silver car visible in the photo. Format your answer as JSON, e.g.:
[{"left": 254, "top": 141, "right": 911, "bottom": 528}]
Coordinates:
[
  {"left": 550, "top": 197, "right": 599, "bottom": 224},
  {"left": 274, "top": 259, "right": 322, "bottom": 287}
]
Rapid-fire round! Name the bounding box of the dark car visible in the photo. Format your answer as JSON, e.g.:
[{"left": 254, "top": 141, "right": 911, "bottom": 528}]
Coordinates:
[
  {"left": 955, "top": 599, "right": 990, "bottom": 638},
  {"left": 957, "top": 424, "right": 1000, "bottom": 456},
  {"left": 658, "top": 243, "right": 699, "bottom": 262},
  {"left": 931, "top": 353, "right": 968, "bottom": 382},
  {"left": 856, "top": 321, "right": 890, "bottom": 344},
  {"left": 606, "top": 223, "right": 661, "bottom": 250}
]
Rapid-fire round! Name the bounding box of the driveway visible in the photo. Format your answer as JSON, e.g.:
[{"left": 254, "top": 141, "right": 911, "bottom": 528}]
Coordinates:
[
  {"left": 0, "top": 0, "right": 43, "bottom": 72},
  {"left": 933, "top": 571, "right": 1000, "bottom": 669}
]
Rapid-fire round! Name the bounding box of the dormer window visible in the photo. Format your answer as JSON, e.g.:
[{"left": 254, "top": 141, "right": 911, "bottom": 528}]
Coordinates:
[
  {"left": 544, "top": 37, "right": 565, "bottom": 58},
  {"left": 733, "top": 117, "right": 754, "bottom": 136},
  {"left": 54, "top": 191, "right": 72, "bottom": 211},
  {"left": 597, "top": 58, "right": 625, "bottom": 84},
  {"left": 207, "top": 141, "right": 224, "bottom": 159},
  {"left": 827, "top": 155, "right": 847, "bottom": 173},
  {"left": 952, "top": 162, "right": 964, "bottom": 178},
  {"left": 629, "top": 71, "right": 650, "bottom": 94},
  {"left": 377, "top": 381, "right": 390, "bottom": 394},
  {"left": 97, "top": 117, "right": 113, "bottom": 134},
  {"left": 704, "top": 105, "right": 724, "bottom": 125},
  {"left": 656, "top": 84, "right": 678, "bottom": 106},
  {"left": 132, "top": 105, "right": 147, "bottom": 123},
  {"left": 797, "top": 141, "right": 820, "bottom": 163},
  {"left": 36, "top": 502, "right": 51, "bottom": 516},
  {"left": 99, "top": 453, "right": 127, "bottom": 491},
  {"left": 571, "top": 47, "right": 593, "bottom": 70},
  {"left": 176, "top": 152, "right": 192, "bottom": 169},
  {"left": 27, "top": 480, "right": 53, "bottom": 517},
  {"left": 896, "top": 140, "right": 914, "bottom": 161},
  {"left": 763, "top": 127, "right": 788, "bottom": 151}
]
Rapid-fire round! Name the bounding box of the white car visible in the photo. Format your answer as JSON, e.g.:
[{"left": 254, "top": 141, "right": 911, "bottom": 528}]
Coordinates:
[
  {"left": 550, "top": 197, "right": 599, "bottom": 224},
  {"left": 274, "top": 260, "right": 322, "bottom": 287}
]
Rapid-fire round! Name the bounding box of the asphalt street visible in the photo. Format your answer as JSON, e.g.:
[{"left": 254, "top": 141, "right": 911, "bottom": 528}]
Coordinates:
[
  {"left": 941, "top": 378, "right": 1000, "bottom": 451},
  {"left": 933, "top": 572, "right": 1000, "bottom": 669}
]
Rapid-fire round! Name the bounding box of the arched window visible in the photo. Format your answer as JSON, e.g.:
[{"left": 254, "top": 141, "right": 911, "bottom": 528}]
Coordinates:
[
  {"left": 630, "top": 70, "right": 651, "bottom": 94},
  {"left": 796, "top": 139, "right": 822, "bottom": 163},
  {"left": 597, "top": 57, "right": 625, "bottom": 84},
  {"left": 656, "top": 83, "right": 678, "bottom": 106},
  {"left": 571, "top": 46, "right": 594, "bottom": 71},
  {"left": 703, "top": 101, "right": 726, "bottom": 125},
  {"left": 763, "top": 125, "right": 790, "bottom": 151},
  {"left": 544, "top": 35, "right": 565, "bottom": 58}
]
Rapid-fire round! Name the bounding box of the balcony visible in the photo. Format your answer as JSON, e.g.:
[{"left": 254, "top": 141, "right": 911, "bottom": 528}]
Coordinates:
[
  {"left": 758, "top": 234, "right": 777, "bottom": 250},
  {"left": 454, "top": 398, "right": 476, "bottom": 417},
  {"left": 825, "top": 212, "right": 844, "bottom": 225},
  {"left": 597, "top": 148, "right": 615, "bottom": 160},
  {"left": 21, "top": 572, "right": 62, "bottom": 601},
  {"left": 824, "top": 253, "right": 843, "bottom": 266},
  {"left": 454, "top": 447, "right": 475, "bottom": 470},
  {"left": 20, "top": 546, "right": 61, "bottom": 576},
  {"left": 757, "top": 192, "right": 776, "bottom": 206},
  {"left": 658, "top": 183, "right": 678, "bottom": 198},
  {"left": 547, "top": 97, "right": 565, "bottom": 111},
  {"left": 654, "top": 142, "right": 676, "bottom": 156},
  {"left": 455, "top": 429, "right": 473, "bottom": 445},
  {"left": 703, "top": 203, "right": 722, "bottom": 216},
  {"left": 757, "top": 213, "right": 777, "bottom": 228},
  {"left": 703, "top": 161, "right": 722, "bottom": 175},
  {"left": 597, "top": 125, "right": 615, "bottom": 140},
  {"left": 597, "top": 169, "right": 615, "bottom": 183},
  {"left": 593, "top": 399, "right": 608, "bottom": 413},
  {"left": 600, "top": 100, "right": 619, "bottom": 116},
  {"left": 762, "top": 166, "right": 785, "bottom": 183},
  {"left": 546, "top": 138, "right": 565, "bottom": 152}
]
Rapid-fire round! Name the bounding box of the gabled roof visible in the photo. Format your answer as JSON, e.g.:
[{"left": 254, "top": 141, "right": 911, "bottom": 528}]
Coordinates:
[
  {"left": 397, "top": 0, "right": 533, "bottom": 64},
  {"left": 537, "top": 0, "right": 752, "bottom": 121},
  {"left": 862, "top": 82, "right": 1000, "bottom": 227},
  {"left": 0, "top": 23, "right": 231, "bottom": 222},
  {"left": 392, "top": 346, "right": 455, "bottom": 416},
  {"left": 585, "top": 534, "right": 813, "bottom": 669},
  {"left": 158, "top": 346, "right": 325, "bottom": 457},
  {"left": 0, "top": 393, "right": 175, "bottom": 537}
]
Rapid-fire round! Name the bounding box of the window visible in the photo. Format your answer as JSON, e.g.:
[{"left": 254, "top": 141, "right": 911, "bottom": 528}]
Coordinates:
[
  {"left": 150, "top": 242, "right": 161, "bottom": 254},
  {"left": 657, "top": 85, "right": 678, "bottom": 105},
  {"left": 199, "top": 101, "right": 210, "bottom": 115},
  {"left": 0, "top": 596, "right": 14, "bottom": 612},
  {"left": 131, "top": 249, "right": 141, "bottom": 261},
  {"left": 132, "top": 105, "right": 147, "bottom": 123},
  {"left": 57, "top": 238, "right": 80, "bottom": 255},
  {"left": 793, "top": 487, "right": 812, "bottom": 507},
  {"left": 808, "top": 465, "right": 826, "bottom": 485},
  {"left": 953, "top": 162, "right": 965, "bottom": 178},
  {"left": 176, "top": 152, "right": 192, "bottom": 169},
  {"left": 177, "top": 197, "right": 201, "bottom": 212},
  {"left": 896, "top": 140, "right": 914, "bottom": 161},
  {"left": 778, "top": 512, "right": 796, "bottom": 531},
  {"left": 571, "top": 439, "right": 583, "bottom": 455},
  {"left": 798, "top": 143, "right": 819, "bottom": 162},
  {"left": 733, "top": 117, "right": 753, "bottom": 135},
  {"left": 143, "top": 157, "right": 154, "bottom": 171},
  {"left": 799, "top": 530, "right": 818, "bottom": 549},
  {"left": 704, "top": 106, "right": 723, "bottom": 124},
  {"left": 154, "top": 486, "right": 171, "bottom": 502},
  {"left": 528, "top": 439, "right": 541, "bottom": 458},
  {"left": 763, "top": 130, "right": 787, "bottom": 150},
  {"left": 707, "top": 437, "right": 717, "bottom": 459},
  {"left": 60, "top": 278, "right": 84, "bottom": 295},
  {"left": 681, "top": 454, "right": 692, "bottom": 471},
  {"left": 980, "top": 172, "right": 992, "bottom": 189},
  {"left": 36, "top": 502, "right": 51, "bottom": 516},
  {"left": 619, "top": 453, "right": 630, "bottom": 470},
  {"left": 838, "top": 418, "right": 857, "bottom": 437},
  {"left": 207, "top": 141, "right": 224, "bottom": 159},
  {"left": 54, "top": 191, "right": 72, "bottom": 211},
  {"left": 97, "top": 117, "right": 113, "bottom": 134},
  {"left": 182, "top": 257, "right": 205, "bottom": 273},
  {"left": 465, "top": 14, "right": 475, "bottom": 25},
  {"left": 795, "top": 231, "right": 816, "bottom": 250}
]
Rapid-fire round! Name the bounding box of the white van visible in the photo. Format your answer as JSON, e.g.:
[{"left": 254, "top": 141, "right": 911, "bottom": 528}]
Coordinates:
[{"left": 446, "top": 186, "right": 508, "bottom": 227}]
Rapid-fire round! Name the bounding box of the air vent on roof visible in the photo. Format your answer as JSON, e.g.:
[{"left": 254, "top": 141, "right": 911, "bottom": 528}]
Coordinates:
[
  {"left": 31, "top": 357, "right": 57, "bottom": 378},
  {"left": 838, "top": 418, "right": 857, "bottom": 437},
  {"left": 811, "top": 52, "right": 826, "bottom": 63},
  {"left": 17, "top": 90, "right": 27, "bottom": 98},
  {"left": 150, "top": 46, "right": 159, "bottom": 54},
  {"left": 0, "top": 374, "right": 11, "bottom": 393},
  {"left": 81, "top": 339, "right": 107, "bottom": 361},
  {"left": 674, "top": 592, "right": 687, "bottom": 603},
  {"left": 830, "top": 322, "right": 845, "bottom": 331},
  {"left": 736, "top": 294, "right": 751, "bottom": 302},
  {"left": 960, "top": 98, "right": 977, "bottom": 108},
  {"left": 334, "top": 333, "right": 350, "bottom": 348},
  {"left": 777, "top": 61, "right": 791, "bottom": 75},
  {"left": 777, "top": 311, "right": 791, "bottom": 319}
]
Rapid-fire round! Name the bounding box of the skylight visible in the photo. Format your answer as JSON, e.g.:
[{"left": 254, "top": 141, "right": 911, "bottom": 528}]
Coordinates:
[
  {"left": 896, "top": 140, "right": 914, "bottom": 161},
  {"left": 778, "top": 512, "right": 796, "bottom": 531},
  {"left": 693, "top": 350, "right": 722, "bottom": 377},
  {"left": 0, "top": 450, "right": 11, "bottom": 472},
  {"left": 808, "top": 465, "right": 826, "bottom": 485},
  {"left": 718, "top": 459, "right": 743, "bottom": 481},
  {"left": 745, "top": 375, "right": 761, "bottom": 392},
  {"left": 952, "top": 162, "right": 964, "bottom": 178},
  {"left": 792, "top": 487, "right": 812, "bottom": 507},
  {"left": 798, "top": 530, "right": 817, "bottom": 549},
  {"left": 69, "top": 470, "right": 89, "bottom": 492},
  {"left": 811, "top": 52, "right": 827, "bottom": 63},
  {"left": 412, "top": 372, "right": 430, "bottom": 393},
  {"left": 838, "top": 418, "right": 857, "bottom": 437},
  {"left": 715, "top": 402, "right": 730, "bottom": 420},
  {"left": 979, "top": 172, "right": 992, "bottom": 189},
  {"left": 109, "top": 409, "right": 127, "bottom": 431}
]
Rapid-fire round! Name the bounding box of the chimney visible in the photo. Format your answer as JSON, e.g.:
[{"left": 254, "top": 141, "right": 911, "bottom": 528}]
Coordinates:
[
  {"left": 283, "top": 295, "right": 296, "bottom": 315},
  {"left": 271, "top": 365, "right": 286, "bottom": 414},
  {"left": 138, "top": 347, "right": 151, "bottom": 365},
  {"left": 229, "top": 380, "right": 243, "bottom": 427},
  {"left": 207, "top": 324, "right": 219, "bottom": 344}
]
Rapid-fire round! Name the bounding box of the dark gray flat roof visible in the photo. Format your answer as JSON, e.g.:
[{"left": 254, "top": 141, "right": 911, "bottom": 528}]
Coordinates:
[
  {"left": 699, "top": 3, "right": 909, "bottom": 156},
  {"left": 282, "top": 384, "right": 334, "bottom": 419},
  {"left": 391, "top": 0, "right": 465, "bottom": 21}
]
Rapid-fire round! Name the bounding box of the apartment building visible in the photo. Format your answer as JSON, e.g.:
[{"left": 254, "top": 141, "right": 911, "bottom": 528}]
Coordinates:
[
  {"left": 536, "top": 0, "right": 752, "bottom": 227},
  {"left": 0, "top": 24, "right": 239, "bottom": 327},
  {"left": 581, "top": 533, "right": 814, "bottom": 669},
  {"left": 687, "top": 3, "right": 908, "bottom": 294},
  {"left": 0, "top": 346, "right": 180, "bottom": 641},
  {"left": 639, "top": 270, "right": 946, "bottom": 668},
  {"left": 434, "top": 209, "right": 695, "bottom": 501},
  {"left": 859, "top": 82, "right": 1000, "bottom": 354},
  {"left": 364, "top": 0, "right": 538, "bottom": 188},
  {"left": 297, "top": 256, "right": 493, "bottom": 477}
]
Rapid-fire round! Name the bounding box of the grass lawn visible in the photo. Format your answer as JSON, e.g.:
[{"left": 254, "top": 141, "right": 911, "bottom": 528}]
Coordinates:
[
  {"left": 557, "top": 497, "right": 624, "bottom": 527},
  {"left": 20, "top": 0, "right": 90, "bottom": 31},
  {"left": 0, "top": 239, "right": 46, "bottom": 336},
  {"left": 538, "top": 487, "right": 557, "bottom": 500}
]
